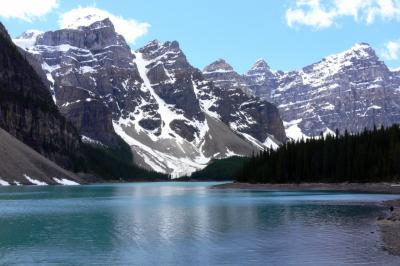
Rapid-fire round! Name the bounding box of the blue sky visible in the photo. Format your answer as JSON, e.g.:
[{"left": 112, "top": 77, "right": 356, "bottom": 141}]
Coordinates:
[{"left": 1, "top": 0, "right": 400, "bottom": 73}]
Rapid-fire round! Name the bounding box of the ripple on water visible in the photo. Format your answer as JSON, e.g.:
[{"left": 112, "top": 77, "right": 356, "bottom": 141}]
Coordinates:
[{"left": 0, "top": 182, "right": 399, "bottom": 265}]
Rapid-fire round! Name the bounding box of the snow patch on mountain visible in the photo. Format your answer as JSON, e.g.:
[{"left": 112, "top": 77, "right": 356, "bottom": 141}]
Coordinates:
[
  {"left": 0, "top": 178, "right": 10, "bottom": 186},
  {"left": 264, "top": 137, "right": 280, "bottom": 150},
  {"left": 247, "top": 42, "right": 400, "bottom": 137},
  {"left": 284, "top": 119, "right": 309, "bottom": 141},
  {"left": 81, "top": 135, "right": 105, "bottom": 147},
  {"left": 322, "top": 128, "right": 336, "bottom": 138},
  {"left": 110, "top": 52, "right": 215, "bottom": 177},
  {"left": 192, "top": 80, "right": 221, "bottom": 120},
  {"left": 113, "top": 121, "right": 210, "bottom": 177},
  {"left": 13, "top": 30, "right": 43, "bottom": 50},
  {"left": 134, "top": 52, "right": 192, "bottom": 139},
  {"left": 53, "top": 177, "right": 80, "bottom": 185},
  {"left": 15, "top": 19, "right": 283, "bottom": 177},
  {"left": 59, "top": 7, "right": 150, "bottom": 44},
  {"left": 294, "top": 43, "right": 375, "bottom": 89},
  {"left": 23, "top": 174, "right": 48, "bottom": 186}
]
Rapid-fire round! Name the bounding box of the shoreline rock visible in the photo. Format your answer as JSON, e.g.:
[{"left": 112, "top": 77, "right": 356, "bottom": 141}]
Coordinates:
[{"left": 378, "top": 200, "right": 400, "bottom": 256}]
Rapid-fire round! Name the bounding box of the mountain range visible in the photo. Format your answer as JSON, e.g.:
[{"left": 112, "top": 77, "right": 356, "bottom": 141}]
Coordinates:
[
  {"left": 13, "top": 18, "right": 285, "bottom": 177},
  {"left": 244, "top": 43, "right": 400, "bottom": 140},
  {"left": 7, "top": 14, "right": 400, "bottom": 178}
]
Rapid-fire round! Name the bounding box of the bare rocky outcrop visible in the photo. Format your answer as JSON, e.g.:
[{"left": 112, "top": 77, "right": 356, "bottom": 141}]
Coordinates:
[
  {"left": 245, "top": 59, "right": 278, "bottom": 102},
  {"left": 19, "top": 19, "right": 137, "bottom": 147},
  {"left": 245, "top": 43, "right": 400, "bottom": 138},
  {"left": 14, "top": 19, "right": 286, "bottom": 176},
  {"left": 203, "top": 59, "right": 286, "bottom": 143},
  {"left": 0, "top": 23, "right": 81, "bottom": 170}
]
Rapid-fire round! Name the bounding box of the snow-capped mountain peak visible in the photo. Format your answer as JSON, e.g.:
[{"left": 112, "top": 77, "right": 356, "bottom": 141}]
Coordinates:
[
  {"left": 138, "top": 39, "right": 184, "bottom": 66},
  {"left": 349, "top": 42, "right": 373, "bottom": 54},
  {"left": 13, "top": 30, "right": 43, "bottom": 50},
  {"left": 244, "top": 58, "right": 277, "bottom": 101},
  {"left": 294, "top": 43, "right": 382, "bottom": 90},
  {"left": 246, "top": 42, "right": 399, "bottom": 138},
  {"left": 141, "top": 39, "right": 161, "bottom": 49},
  {"left": 62, "top": 11, "right": 113, "bottom": 30},
  {"left": 14, "top": 18, "right": 286, "bottom": 177},
  {"left": 58, "top": 7, "right": 150, "bottom": 44},
  {"left": 250, "top": 58, "right": 270, "bottom": 71},
  {"left": 203, "top": 59, "right": 255, "bottom": 96},
  {"left": 17, "top": 29, "right": 44, "bottom": 39},
  {"left": 203, "top": 59, "right": 234, "bottom": 74},
  {"left": 318, "top": 42, "right": 377, "bottom": 69}
]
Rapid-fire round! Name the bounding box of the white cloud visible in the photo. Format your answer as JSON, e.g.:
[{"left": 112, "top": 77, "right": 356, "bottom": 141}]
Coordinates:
[
  {"left": 286, "top": 0, "right": 337, "bottom": 28},
  {"left": 0, "top": 0, "right": 58, "bottom": 21},
  {"left": 382, "top": 40, "right": 400, "bottom": 60},
  {"left": 59, "top": 7, "right": 150, "bottom": 44},
  {"left": 286, "top": 0, "right": 400, "bottom": 29}
]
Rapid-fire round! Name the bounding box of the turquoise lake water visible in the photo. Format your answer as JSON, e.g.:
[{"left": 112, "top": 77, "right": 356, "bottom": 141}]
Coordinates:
[{"left": 1, "top": 182, "right": 400, "bottom": 265}]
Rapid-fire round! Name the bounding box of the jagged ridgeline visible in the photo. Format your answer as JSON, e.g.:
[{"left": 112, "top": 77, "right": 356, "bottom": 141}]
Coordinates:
[
  {"left": 14, "top": 18, "right": 285, "bottom": 177},
  {"left": 237, "top": 125, "right": 400, "bottom": 183},
  {"left": 13, "top": 14, "right": 400, "bottom": 179},
  {"left": 0, "top": 22, "right": 166, "bottom": 182},
  {"left": 244, "top": 44, "right": 400, "bottom": 139}
]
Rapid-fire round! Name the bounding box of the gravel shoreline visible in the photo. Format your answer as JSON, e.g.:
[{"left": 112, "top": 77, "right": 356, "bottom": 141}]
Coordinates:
[{"left": 213, "top": 182, "right": 400, "bottom": 256}]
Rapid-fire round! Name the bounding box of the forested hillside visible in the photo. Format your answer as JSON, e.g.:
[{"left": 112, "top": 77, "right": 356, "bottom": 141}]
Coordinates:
[{"left": 237, "top": 126, "right": 400, "bottom": 183}]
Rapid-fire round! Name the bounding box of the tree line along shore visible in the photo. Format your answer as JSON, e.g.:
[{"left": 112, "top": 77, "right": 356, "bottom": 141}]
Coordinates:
[{"left": 236, "top": 125, "right": 400, "bottom": 184}]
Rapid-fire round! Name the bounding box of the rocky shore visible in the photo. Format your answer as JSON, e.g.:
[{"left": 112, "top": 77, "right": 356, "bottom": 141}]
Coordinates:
[{"left": 379, "top": 199, "right": 400, "bottom": 256}]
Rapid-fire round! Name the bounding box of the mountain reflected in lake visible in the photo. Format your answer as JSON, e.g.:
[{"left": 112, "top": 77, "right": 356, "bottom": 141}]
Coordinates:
[{"left": 0, "top": 182, "right": 399, "bottom": 265}]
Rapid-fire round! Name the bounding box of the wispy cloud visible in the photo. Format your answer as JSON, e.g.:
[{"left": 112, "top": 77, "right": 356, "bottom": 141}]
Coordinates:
[
  {"left": 0, "top": 0, "right": 58, "bottom": 22},
  {"left": 286, "top": 0, "right": 400, "bottom": 29},
  {"left": 59, "top": 6, "right": 150, "bottom": 44},
  {"left": 382, "top": 40, "right": 400, "bottom": 60}
]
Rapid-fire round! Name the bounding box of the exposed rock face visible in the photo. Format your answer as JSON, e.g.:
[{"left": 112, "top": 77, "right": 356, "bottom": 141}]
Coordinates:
[
  {"left": 118, "top": 40, "right": 262, "bottom": 176},
  {"left": 203, "top": 60, "right": 286, "bottom": 143},
  {"left": 245, "top": 43, "right": 400, "bottom": 138},
  {"left": 15, "top": 19, "right": 286, "bottom": 176},
  {"left": 245, "top": 59, "right": 277, "bottom": 102},
  {"left": 203, "top": 59, "right": 252, "bottom": 96},
  {"left": 136, "top": 40, "right": 205, "bottom": 141},
  {"left": 16, "top": 19, "right": 136, "bottom": 146},
  {"left": 0, "top": 23, "right": 81, "bottom": 170}
]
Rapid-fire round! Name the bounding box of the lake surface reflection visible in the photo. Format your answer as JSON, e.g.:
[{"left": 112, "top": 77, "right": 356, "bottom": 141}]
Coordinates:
[{"left": 0, "top": 182, "right": 399, "bottom": 265}]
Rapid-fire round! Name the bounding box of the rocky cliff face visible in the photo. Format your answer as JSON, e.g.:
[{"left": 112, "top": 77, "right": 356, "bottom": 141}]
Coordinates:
[
  {"left": 16, "top": 19, "right": 134, "bottom": 146},
  {"left": 116, "top": 40, "right": 269, "bottom": 176},
  {"left": 15, "top": 18, "right": 286, "bottom": 176},
  {"left": 135, "top": 40, "right": 205, "bottom": 141},
  {"left": 245, "top": 43, "right": 400, "bottom": 139},
  {"left": 203, "top": 59, "right": 286, "bottom": 144},
  {"left": 203, "top": 59, "right": 252, "bottom": 96},
  {"left": 245, "top": 59, "right": 278, "bottom": 102},
  {"left": 0, "top": 23, "right": 81, "bottom": 170}
]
